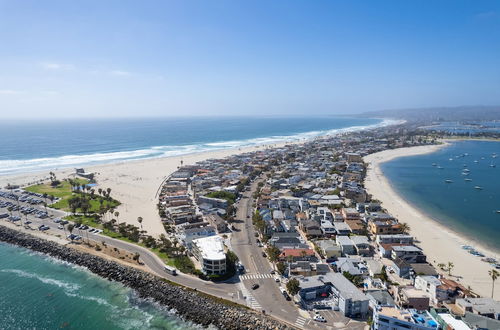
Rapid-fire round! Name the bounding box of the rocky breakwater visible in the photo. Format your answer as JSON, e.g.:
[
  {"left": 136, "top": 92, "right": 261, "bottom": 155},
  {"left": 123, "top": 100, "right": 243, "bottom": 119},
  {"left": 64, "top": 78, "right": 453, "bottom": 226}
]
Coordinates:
[{"left": 0, "top": 225, "right": 292, "bottom": 330}]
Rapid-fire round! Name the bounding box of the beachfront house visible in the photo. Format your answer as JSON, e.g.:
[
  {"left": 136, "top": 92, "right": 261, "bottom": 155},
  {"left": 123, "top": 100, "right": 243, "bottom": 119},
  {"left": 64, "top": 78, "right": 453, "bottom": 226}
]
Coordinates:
[
  {"left": 376, "top": 234, "right": 414, "bottom": 245},
  {"left": 415, "top": 276, "right": 467, "bottom": 305},
  {"left": 391, "top": 246, "right": 426, "bottom": 263}
]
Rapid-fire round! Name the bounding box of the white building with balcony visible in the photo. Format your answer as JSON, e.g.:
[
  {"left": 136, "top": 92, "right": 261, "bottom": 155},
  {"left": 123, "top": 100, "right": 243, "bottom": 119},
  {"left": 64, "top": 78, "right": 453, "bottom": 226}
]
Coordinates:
[{"left": 191, "top": 236, "right": 227, "bottom": 275}]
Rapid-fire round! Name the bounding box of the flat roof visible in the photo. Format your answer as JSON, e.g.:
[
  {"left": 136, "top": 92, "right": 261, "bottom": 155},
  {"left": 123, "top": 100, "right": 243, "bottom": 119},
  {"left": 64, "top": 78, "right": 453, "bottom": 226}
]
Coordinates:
[
  {"left": 438, "top": 314, "right": 471, "bottom": 330},
  {"left": 392, "top": 245, "right": 421, "bottom": 252},
  {"left": 192, "top": 236, "right": 226, "bottom": 261},
  {"left": 337, "top": 235, "right": 354, "bottom": 245}
]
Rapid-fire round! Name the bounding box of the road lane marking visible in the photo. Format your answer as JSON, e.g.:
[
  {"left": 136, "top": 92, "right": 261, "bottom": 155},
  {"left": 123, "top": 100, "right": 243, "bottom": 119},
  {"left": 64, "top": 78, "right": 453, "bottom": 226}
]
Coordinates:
[
  {"left": 238, "top": 282, "right": 262, "bottom": 310},
  {"left": 295, "top": 316, "right": 307, "bottom": 328},
  {"left": 239, "top": 273, "right": 274, "bottom": 280}
]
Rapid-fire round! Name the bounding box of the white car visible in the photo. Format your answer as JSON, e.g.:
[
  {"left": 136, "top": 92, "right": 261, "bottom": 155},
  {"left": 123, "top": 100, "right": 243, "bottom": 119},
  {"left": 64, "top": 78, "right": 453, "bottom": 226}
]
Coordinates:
[
  {"left": 274, "top": 276, "right": 280, "bottom": 283},
  {"left": 313, "top": 314, "right": 326, "bottom": 323}
]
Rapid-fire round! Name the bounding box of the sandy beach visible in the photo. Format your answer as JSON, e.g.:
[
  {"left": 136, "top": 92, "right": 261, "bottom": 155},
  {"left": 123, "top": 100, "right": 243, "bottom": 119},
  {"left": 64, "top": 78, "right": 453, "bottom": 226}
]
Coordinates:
[
  {"left": 364, "top": 144, "right": 499, "bottom": 299},
  {"left": 0, "top": 143, "right": 289, "bottom": 238}
]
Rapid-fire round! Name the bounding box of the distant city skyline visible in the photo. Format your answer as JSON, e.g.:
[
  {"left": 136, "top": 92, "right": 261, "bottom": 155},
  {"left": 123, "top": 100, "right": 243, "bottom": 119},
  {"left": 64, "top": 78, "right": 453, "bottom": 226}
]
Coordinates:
[{"left": 1, "top": 0, "right": 499, "bottom": 118}]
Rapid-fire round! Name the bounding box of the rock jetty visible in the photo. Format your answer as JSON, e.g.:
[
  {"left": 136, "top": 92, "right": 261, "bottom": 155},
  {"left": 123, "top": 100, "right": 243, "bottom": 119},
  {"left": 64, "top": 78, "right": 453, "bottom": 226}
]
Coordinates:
[{"left": 0, "top": 225, "right": 292, "bottom": 330}]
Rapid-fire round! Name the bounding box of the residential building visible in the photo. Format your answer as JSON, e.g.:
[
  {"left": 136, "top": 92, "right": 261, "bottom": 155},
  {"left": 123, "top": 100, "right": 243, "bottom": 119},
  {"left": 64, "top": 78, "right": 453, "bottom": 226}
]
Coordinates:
[
  {"left": 178, "top": 225, "right": 216, "bottom": 248},
  {"left": 297, "top": 273, "right": 370, "bottom": 317},
  {"left": 372, "top": 307, "right": 439, "bottom": 330},
  {"left": 191, "top": 236, "right": 226, "bottom": 275},
  {"left": 376, "top": 234, "right": 414, "bottom": 245},
  {"left": 205, "top": 214, "right": 228, "bottom": 233},
  {"left": 316, "top": 240, "right": 342, "bottom": 260},
  {"left": 334, "top": 222, "right": 352, "bottom": 235},
  {"left": 391, "top": 246, "right": 426, "bottom": 263},
  {"left": 337, "top": 235, "right": 356, "bottom": 255},
  {"left": 455, "top": 297, "right": 500, "bottom": 320},
  {"left": 394, "top": 286, "right": 431, "bottom": 311},
  {"left": 351, "top": 235, "right": 371, "bottom": 256}
]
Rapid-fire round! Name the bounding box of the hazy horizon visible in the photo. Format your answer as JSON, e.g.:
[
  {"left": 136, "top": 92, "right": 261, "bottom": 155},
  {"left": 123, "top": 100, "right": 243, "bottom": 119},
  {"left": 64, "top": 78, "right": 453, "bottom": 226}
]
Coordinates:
[{"left": 1, "top": 0, "right": 500, "bottom": 119}]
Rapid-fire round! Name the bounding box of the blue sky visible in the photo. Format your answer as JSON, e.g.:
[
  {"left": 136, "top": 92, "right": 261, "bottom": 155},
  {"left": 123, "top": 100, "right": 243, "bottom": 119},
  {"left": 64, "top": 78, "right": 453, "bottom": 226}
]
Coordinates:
[{"left": 0, "top": 0, "right": 499, "bottom": 118}]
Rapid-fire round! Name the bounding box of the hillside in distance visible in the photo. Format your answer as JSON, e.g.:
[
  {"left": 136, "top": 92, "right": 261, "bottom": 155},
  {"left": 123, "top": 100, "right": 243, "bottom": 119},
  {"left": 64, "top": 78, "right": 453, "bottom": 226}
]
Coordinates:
[{"left": 362, "top": 106, "right": 500, "bottom": 122}]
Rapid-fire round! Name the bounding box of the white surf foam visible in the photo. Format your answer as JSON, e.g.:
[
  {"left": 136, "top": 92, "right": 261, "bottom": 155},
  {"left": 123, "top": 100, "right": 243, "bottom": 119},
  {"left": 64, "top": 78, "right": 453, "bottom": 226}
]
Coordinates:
[
  {"left": 1, "top": 268, "right": 82, "bottom": 292},
  {"left": 0, "top": 119, "right": 401, "bottom": 175}
]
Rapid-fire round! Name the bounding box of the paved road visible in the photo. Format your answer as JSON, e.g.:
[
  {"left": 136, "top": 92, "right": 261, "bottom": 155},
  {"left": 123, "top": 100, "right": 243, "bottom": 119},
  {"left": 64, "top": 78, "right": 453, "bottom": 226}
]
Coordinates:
[
  {"left": 0, "top": 195, "right": 245, "bottom": 306},
  {"left": 230, "top": 178, "right": 305, "bottom": 328},
  {"left": 2, "top": 188, "right": 368, "bottom": 329}
]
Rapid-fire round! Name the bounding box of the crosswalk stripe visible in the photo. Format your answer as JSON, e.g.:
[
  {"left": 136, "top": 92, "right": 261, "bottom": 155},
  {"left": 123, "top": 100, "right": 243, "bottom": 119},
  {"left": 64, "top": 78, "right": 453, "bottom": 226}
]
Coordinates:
[
  {"left": 239, "top": 273, "right": 276, "bottom": 280},
  {"left": 295, "top": 316, "right": 307, "bottom": 327},
  {"left": 238, "top": 282, "right": 262, "bottom": 310}
]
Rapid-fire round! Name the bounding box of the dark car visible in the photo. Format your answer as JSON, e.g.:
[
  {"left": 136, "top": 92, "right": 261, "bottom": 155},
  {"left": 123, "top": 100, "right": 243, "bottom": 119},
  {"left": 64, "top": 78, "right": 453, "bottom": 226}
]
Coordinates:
[
  {"left": 283, "top": 292, "right": 291, "bottom": 301},
  {"left": 251, "top": 284, "right": 259, "bottom": 290},
  {"left": 262, "top": 252, "right": 267, "bottom": 258}
]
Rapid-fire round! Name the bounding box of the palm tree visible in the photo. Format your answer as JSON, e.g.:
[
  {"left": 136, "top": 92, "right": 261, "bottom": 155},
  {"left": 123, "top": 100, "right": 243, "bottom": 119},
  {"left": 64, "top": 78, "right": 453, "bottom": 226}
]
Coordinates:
[
  {"left": 114, "top": 211, "right": 120, "bottom": 222},
  {"left": 437, "top": 263, "right": 446, "bottom": 271},
  {"left": 137, "top": 216, "right": 143, "bottom": 230},
  {"left": 447, "top": 262, "right": 454, "bottom": 276},
  {"left": 489, "top": 269, "right": 499, "bottom": 298},
  {"left": 399, "top": 222, "right": 410, "bottom": 234},
  {"left": 67, "top": 224, "right": 75, "bottom": 242}
]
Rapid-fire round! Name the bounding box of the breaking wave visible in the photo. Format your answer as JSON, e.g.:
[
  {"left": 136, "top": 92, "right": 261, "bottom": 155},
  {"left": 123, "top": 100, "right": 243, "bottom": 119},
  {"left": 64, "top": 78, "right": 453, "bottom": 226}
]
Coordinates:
[{"left": 0, "top": 118, "right": 400, "bottom": 175}]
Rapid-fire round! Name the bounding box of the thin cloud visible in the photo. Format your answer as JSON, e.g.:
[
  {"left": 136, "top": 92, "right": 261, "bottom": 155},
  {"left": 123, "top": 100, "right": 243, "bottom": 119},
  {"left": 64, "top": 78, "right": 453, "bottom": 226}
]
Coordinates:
[
  {"left": 0, "top": 89, "right": 22, "bottom": 95},
  {"left": 41, "top": 62, "right": 74, "bottom": 70},
  {"left": 42, "top": 90, "right": 61, "bottom": 96},
  {"left": 110, "top": 70, "right": 131, "bottom": 76}
]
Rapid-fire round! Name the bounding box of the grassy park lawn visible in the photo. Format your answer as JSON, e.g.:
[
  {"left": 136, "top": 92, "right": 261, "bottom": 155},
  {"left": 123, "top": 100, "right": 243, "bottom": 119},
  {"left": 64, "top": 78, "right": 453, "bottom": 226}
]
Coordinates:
[
  {"left": 25, "top": 179, "right": 119, "bottom": 212},
  {"left": 25, "top": 178, "right": 87, "bottom": 199}
]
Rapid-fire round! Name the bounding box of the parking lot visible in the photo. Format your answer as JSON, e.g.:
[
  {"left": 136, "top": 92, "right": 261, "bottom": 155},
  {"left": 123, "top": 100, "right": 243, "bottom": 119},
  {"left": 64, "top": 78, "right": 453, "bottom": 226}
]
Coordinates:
[{"left": 0, "top": 188, "right": 75, "bottom": 237}]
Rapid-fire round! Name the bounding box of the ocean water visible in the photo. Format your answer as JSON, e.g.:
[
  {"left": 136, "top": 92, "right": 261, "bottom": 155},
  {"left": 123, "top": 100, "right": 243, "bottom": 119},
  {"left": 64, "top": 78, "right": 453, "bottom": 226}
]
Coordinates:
[
  {"left": 0, "top": 242, "right": 196, "bottom": 330},
  {"left": 423, "top": 121, "right": 500, "bottom": 135},
  {"left": 381, "top": 140, "right": 500, "bottom": 252},
  {"left": 0, "top": 116, "right": 387, "bottom": 175}
]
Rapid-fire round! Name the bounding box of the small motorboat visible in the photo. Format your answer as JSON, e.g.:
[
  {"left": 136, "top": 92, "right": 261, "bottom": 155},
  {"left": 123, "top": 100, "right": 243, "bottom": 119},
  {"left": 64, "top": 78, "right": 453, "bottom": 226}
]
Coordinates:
[
  {"left": 445, "top": 179, "right": 453, "bottom": 183},
  {"left": 464, "top": 178, "right": 472, "bottom": 182},
  {"left": 474, "top": 186, "right": 483, "bottom": 190}
]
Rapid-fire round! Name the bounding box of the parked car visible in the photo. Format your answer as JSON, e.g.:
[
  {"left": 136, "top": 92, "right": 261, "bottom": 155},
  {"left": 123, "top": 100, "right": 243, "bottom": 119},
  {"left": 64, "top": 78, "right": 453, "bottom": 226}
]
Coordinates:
[
  {"left": 313, "top": 314, "right": 326, "bottom": 323},
  {"left": 251, "top": 284, "right": 259, "bottom": 290}
]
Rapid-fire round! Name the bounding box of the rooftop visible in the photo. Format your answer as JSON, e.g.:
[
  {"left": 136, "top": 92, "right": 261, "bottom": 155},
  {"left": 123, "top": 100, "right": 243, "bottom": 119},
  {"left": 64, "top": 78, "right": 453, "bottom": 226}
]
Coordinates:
[{"left": 192, "top": 236, "right": 226, "bottom": 261}]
